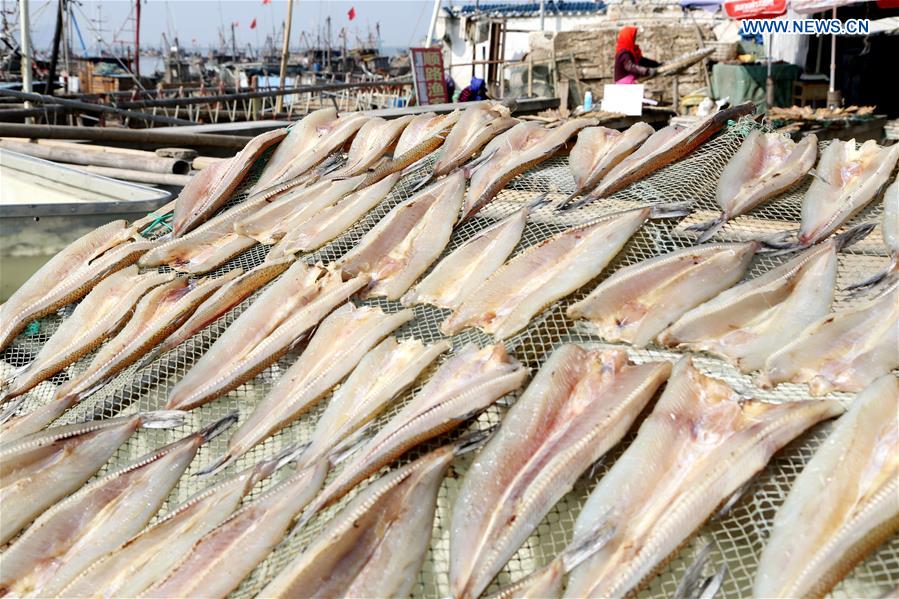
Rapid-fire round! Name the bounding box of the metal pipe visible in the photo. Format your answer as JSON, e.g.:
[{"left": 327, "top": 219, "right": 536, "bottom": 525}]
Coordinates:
[
  {"left": 19, "top": 0, "right": 33, "bottom": 121},
  {"left": 0, "top": 140, "right": 191, "bottom": 174},
  {"left": 426, "top": 0, "right": 441, "bottom": 47},
  {"left": 0, "top": 123, "right": 251, "bottom": 148},
  {"left": 539, "top": 0, "right": 545, "bottom": 30},
  {"left": 134, "top": 0, "right": 140, "bottom": 78},
  {"left": 74, "top": 165, "right": 194, "bottom": 186},
  {"left": 0, "top": 89, "right": 194, "bottom": 126},
  {"left": 45, "top": 0, "right": 64, "bottom": 96},
  {"left": 275, "top": 0, "right": 294, "bottom": 114}
]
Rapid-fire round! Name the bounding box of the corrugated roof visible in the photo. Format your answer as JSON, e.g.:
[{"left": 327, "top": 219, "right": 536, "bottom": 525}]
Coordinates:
[{"left": 449, "top": 1, "right": 606, "bottom": 18}]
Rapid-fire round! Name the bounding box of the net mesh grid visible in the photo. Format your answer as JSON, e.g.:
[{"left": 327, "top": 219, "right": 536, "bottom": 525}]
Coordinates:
[{"left": 1, "top": 116, "right": 896, "bottom": 598}]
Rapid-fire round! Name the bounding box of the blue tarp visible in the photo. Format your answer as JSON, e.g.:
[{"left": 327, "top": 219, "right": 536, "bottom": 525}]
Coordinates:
[
  {"left": 678, "top": 0, "right": 722, "bottom": 12},
  {"left": 455, "top": 1, "right": 605, "bottom": 16}
]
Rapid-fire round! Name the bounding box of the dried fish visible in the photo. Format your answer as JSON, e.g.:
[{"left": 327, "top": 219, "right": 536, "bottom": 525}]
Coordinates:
[
  {"left": 165, "top": 262, "right": 369, "bottom": 411},
  {"left": 568, "top": 122, "right": 654, "bottom": 199},
  {"left": 325, "top": 115, "right": 415, "bottom": 179},
  {"left": 450, "top": 345, "right": 672, "bottom": 599},
  {"left": 204, "top": 304, "right": 414, "bottom": 472},
  {"left": 848, "top": 177, "right": 898, "bottom": 290},
  {"left": 564, "top": 357, "right": 843, "bottom": 598},
  {"left": 432, "top": 102, "right": 517, "bottom": 179},
  {"left": 300, "top": 343, "right": 527, "bottom": 520},
  {"left": 0, "top": 414, "right": 235, "bottom": 597},
  {"left": 339, "top": 170, "right": 466, "bottom": 300},
  {"left": 402, "top": 206, "right": 528, "bottom": 310},
  {"left": 759, "top": 282, "right": 898, "bottom": 395},
  {"left": 0, "top": 410, "right": 185, "bottom": 546},
  {"left": 754, "top": 374, "right": 899, "bottom": 599},
  {"left": 567, "top": 242, "right": 759, "bottom": 347}
]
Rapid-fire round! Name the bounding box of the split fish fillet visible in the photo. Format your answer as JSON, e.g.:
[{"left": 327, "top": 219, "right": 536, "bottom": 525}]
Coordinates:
[
  {"left": 206, "top": 303, "right": 414, "bottom": 472},
  {"left": 0, "top": 220, "right": 155, "bottom": 351},
  {"left": 0, "top": 415, "right": 234, "bottom": 598},
  {"left": 297, "top": 336, "right": 450, "bottom": 469},
  {"left": 269, "top": 172, "right": 401, "bottom": 256},
  {"left": 567, "top": 242, "right": 759, "bottom": 348},
  {"left": 300, "top": 343, "right": 527, "bottom": 520},
  {"left": 568, "top": 122, "right": 654, "bottom": 198},
  {"left": 234, "top": 176, "right": 364, "bottom": 245},
  {"left": 60, "top": 445, "right": 298, "bottom": 598},
  {"left": 360, "top": 110, "right": 461, "bottom": 187},
  {"left": 402, "top": 206, "right": 529, "bottom": 310},
  {"left": 339, "top": 170, "right": 466, "bottom": 299},
  {"left": 450, "top": 345, "right": 672, "bottom": 599},
  {"left": 250, "top": 108, "right": 368, "bottom": 192},
  {"left": 172, "top": 128, "right": 287, "bottom": 236},
  {"left": 442, "top": 207, "right": 654, "bottom": 340},
  {"left": 165, "top": 262, "right": 369, "bottom": 411},
  {"left": 798, "top": 139, "right": 899, "bottom": 247},
  {"left": 0, "top": 410, "right": 185, "bottom": 546},
  {"left": 432, "top": 102, "right": 517, "bottom": 179},
  {"left": 463, "top": 119, "right": 593, "bottom": 219},
  {"left": 1, "top": 267, "right": 172, "bottom": 401},
  {"left": 261, "top": 442, "right": 456, "bottom": 598},
  {"left": 848, "top": 177, "right": 898, "bottom": 290},
  {"left": 325, "top": 115, "right": 414, "bottom": 179},
  {"left": 564, "top": 357, "right": 844, "bottom": 598},
  {"left": 566, "top": 103, "right": 755, "bottom": 210},
  {"left": 754, "top": 374, "right": 899, "bottom": 599},
  {"left": 141, "top": 461, "right": 329, "bottom": 599},
  {"left": 657, "top": 232, "right": 851, "bottom": 373},
  {"left": 693, "top": 130, "right": 818, "bottom": 243},
  {"left": 759, "top": 282, "right": 898, "bottom": 395}
]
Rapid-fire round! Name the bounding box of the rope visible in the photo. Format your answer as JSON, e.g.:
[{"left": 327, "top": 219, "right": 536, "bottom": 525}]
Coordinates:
[{"left": 140, "top": 211, "right": 174, "bottom": 236}]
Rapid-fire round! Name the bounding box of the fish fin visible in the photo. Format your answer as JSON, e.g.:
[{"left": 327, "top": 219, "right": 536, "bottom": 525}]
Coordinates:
[
  {"left": 713, "top": 480, "right": 753, "bottom": 520},
  {"left": 561, "top": 517, "right": 616, "bottom": 573},
  {"left": 197, "top": 412, "right": 238, "bottom": 442},
  {"left": 462, "top": 148, "right": 498, "bottom": 179},
  {"left": 845, "top": 268, "right": 889, "bottom": 291},
  {"left": 0, "top": 395, "right": 26, "bottom": 423},
  {"left": 648, "top": 201, "right": 693, "bottom": 220},
  {"left": 759, "top": 229, "right": 799, "bottom": 252},
  {"left": 684, "top": 215, "right": 726, "bottom": 243},
  {"left": 196, "top": 451, "right": 234, "bottom": 477},
  {"left": 833, "top": 222, "right": 875, "bottom": 252},
  {"left": 410, "top": 172, "right": 436, "bottom": 193},
  {"left": 847, "top": 268, "right": 898, "bottom": 297},
  {"left": 674, "top": 544, "right": 727, "bottom": 599},
  {"left": 328, "top": 428, "right": 374, "bottom": 467},
  {"left": 586, "top": 455, "right": 607, "bottom": 481},
  {"left": 453, "top": 424, "right": 500, "bottom": 457},
  {"left": 139, "top": 410, "right": 188, "bottom": 429},
  {"left": 133, "top": 347, "right": 164, "bottom": 373},
  {"left": 560, "top": 190, "right": 600, "bottom": 211},
  {"left": 271, "top": 441, "right": 311, "bottom": 469},
  {"left": 526, "top": 192, "right": 552, "bottom": 212}
]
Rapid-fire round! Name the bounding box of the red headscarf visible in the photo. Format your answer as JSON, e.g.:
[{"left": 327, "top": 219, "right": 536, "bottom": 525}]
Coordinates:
[{"left": 615, "top": 26, "right": 643, "bottom": 61}]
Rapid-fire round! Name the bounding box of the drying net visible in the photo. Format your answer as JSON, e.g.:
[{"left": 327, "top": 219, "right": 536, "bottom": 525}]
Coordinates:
[{"left": 1, "top": 116, "right": 896, "bottom": 598}]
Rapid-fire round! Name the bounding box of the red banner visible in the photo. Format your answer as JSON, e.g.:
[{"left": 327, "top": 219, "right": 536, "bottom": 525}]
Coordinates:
[
  {"left": 724, "top": 0, "right": 786, "bottom": 18},
  {"left": 410, "top": 47, "right": 448, "bottom": 105}
]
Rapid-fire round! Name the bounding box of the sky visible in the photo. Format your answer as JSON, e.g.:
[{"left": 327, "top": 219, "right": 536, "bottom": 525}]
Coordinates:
[{"left": 18, "top": 0, "right": 440, "bottom": 56}]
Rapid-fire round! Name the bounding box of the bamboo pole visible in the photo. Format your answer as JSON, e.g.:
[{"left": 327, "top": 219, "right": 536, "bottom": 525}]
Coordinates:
[
  {"left": 275, "top": 0, "right": 294, "bottom": 114},
  {"left": 0, "top": 140, "right": 191, "bottom": 174}
]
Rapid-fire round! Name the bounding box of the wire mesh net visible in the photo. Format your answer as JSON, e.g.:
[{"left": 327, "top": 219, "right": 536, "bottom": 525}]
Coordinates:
[{"left": 1, "top": 117, "right": 896, "bottom": 598}]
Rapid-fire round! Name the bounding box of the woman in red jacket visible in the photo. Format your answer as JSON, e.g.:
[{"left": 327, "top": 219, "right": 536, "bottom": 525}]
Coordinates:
[{"left": 614, "top": 26, "right": 661, "bottom": 84}]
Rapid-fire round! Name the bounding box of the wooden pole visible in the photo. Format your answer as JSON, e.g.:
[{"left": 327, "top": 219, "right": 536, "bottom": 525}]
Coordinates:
[
  {"left": 0, "top": 122, "right": 251, "bottom": 148},
  {"left": 275, "top": 0, "right": 294, "bottom": 114},
  {"left": 0, "top": 140, "right": 191, "bottom": 174},
  {"left": 19, "top": 0, "right": 33, "bottom": 122},
  {"left": 134, "top": 0, "right": 140, "bottom": 78},
  {"left": 45, "top": 0, "right": 64, "bottom": 96},
  {"left": 75, "top": 165, "right": 194, "bottom": 186}
]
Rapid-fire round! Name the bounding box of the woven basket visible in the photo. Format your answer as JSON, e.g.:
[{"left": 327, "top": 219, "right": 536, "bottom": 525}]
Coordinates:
[{"left": 708, "top": 41, "right": 739, "bottom": 62}]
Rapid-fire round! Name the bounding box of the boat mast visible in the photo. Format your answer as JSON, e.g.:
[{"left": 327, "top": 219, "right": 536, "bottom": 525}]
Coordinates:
[
  {"left": 134, "top": 0, "right": 140, "bottom": 78},
  {"left": 18, "top": 0, "right": 32, "bottom": 118},
  {"left": 45, "top": 0, "right": 64, "bottom": 96},
  {"left": 275, "top": 0, "right": 293, "bottom": 114}
]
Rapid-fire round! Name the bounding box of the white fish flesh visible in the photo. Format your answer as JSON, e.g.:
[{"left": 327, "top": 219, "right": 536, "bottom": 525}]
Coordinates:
[
  {"left": 657, "top": 234, "right": 846, "bottom": 372},
  {"left": 301, "top": 343, "right": 528, "bottom": 519},
  {"left": 450, "top": 345, "right": 672, "bottom": 599},
  {"left": 140, "top": 461, "right": 329, "bottom": 599},
  {"left": 339, "top": 170, "right": 466, "bottom": 299},
  {"left": 325, "top": 115, "right": 414, "bottom": 179},
  {"left": 567, "top": 242, "right": 759, "bottom": 347},
  {"left": 568, "top": 122, "right": 654, "bottom": 197},
  {"left": 402, "top": 206, "right": 528, "bottom": 310},
  {"left": 260, "top": 442, "right": 455, "bottom": 598},
  {"left": 754, "top": 374, "right": 899, "bottom": 599},
  {"left": 442, "top": 207, "right": 653, "bottom": 340},
  {"left": 798, "top": 139, "right": 899, "bottom": 247},
  {"left": 206, "top": 304, "right": 414, "bottom": 472},
  {"left": 564, "top": 357, "right": 844, "bottom": 598},
  {"left": 849, "top": 177, "right": 899, "bottom": 290},
  {"left": 432, "top": 102, "right": 517, "bottom": 178},
  {"left": 0, "top": 410, "right": 184, "bottom": 546},
  {"left": 759, "top": 282, "right": 898, "bottom": 395},
  {"left": 0, "top": 415, "right": 234, "bottom": 597},
  {"left": 165, "top": 262, "right": 369, "bottom": 411}
]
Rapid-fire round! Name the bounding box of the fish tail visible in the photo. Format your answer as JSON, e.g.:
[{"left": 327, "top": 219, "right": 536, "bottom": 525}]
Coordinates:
[
  {"left": 758, "top": 229, "right": 800, "bottom": 252},
  {"left": 526, "top": 192, "right": 552, "bottom": 212},
  {"left": 453, "top": 424, "right": 500, "bottom": 457},
  {"left": 461, "top": 148, "right": 498, "bottom": 179},
  {"left": 845, "top": 268, "right": 889, "bottom": 292},
  {"left": 0, "top": 394, "right": 26, "bottom": 423},
  {"left": 648, "top": 201, "right": 693, "bottom": 220},
  {"left": 196, "top": 451, "right": 234, "bottom": 477},
  {"left": 196, "top": 411, "right": 238, "bottom": 442},
  {"left": 674, "top": 543, "right": 728, "bottom": 599},
  {"left": 833, "top": 222, "right": 875, "bottom": 252},
  {"left": 559, "top": 190, "right": 599, "bottom": 212},
  {"left": 139, "top": 410, "right": 188, "bottom": 429},
  {"left": 684, "top": 214, "right": 726, "bottom": 242},
  {"left": 561, "top": 520, "right": 616, "bottom": 573},
  {"left": 410, "top": 172, "right": 436, "bottom": 193},
  {"left": 133, "top": 347, "right": 164, "bottom": 373}
]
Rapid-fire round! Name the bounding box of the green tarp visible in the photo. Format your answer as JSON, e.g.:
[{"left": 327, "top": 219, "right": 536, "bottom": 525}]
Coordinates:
[{"left": 711, "top": 63, "right": 803, "bottom": 112}]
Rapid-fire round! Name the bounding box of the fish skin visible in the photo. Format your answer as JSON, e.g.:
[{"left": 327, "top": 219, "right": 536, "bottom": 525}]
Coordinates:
[
  {"left": 442, "top": 207, "right": 651, "bottom": 340},
  {"left": 759, "top": 282, "right": 898, "bottom": 395},
  {"left": 140, "top": 461, "right": 329, "bottom": 599},
  {"left": 799, "top": 140, "right": 899, "bottom": 247},
  {"left": 325, "top": 115, "right": 415, "bottom": 179},
  {"left": 569, "top": 103, "right": 756, "bottom": 209},
  {"left": 567, "top": 242, "right": 759, "bottom": 348},
  {"left": 432, "top": 102, "right": 517, "bottom": 178},
  {"left": 270, "top": 172, "right": 402, "bottom": 256},
  {"left": 164, "top": 262, "right": 369, "bottom": 411},
  {"left": 297, "top": 336, "right": 451, "bottom": 470},
  {"left": 1, "top": 267, "right": 172, "bottom": 401},
  {"left": 250, "top": 108, "right": 368, "bottom": 193},
  {"left": 463, "top": 119, "right": 594, "bottom": 219},
  {"left": 0, "top": 221, "right": 155, "bottom": 351},
  {"left": 207, "top": 304, "right": 414, "bottom": 472},
  {"left": 0, "top": 410, "right": 185, "bottom": 546},
  {"left": 261, "top": 443, "right": 455, "bottom": 599},
  {"left": 0, "top": 414, "right": 234, "bottom": 598},
  {"left": 450, "top": 345, "right": 672, "bottom": 599},
  {"left": 339, "top": 170, "right": 466, "bottom": 300},
  {"left": 59, "top": 446, "right": 296, "bottom": 599},
  {"left": 569, "top": 122, "right": 654, "bottom": 196},
  {"left": 564, "top": 357, "right": 844, "bottom": 599},
  {"left": 171, "top": 128, "right": 287, "bottom": 236},
  {"left": 301, "top": 343, "right": 528, "bottom": 519},
  {"left": 754, "top": 374, "right": 899, "bottom": 599},
  {"left": 657, "top": 237, "right": 841, "bottom": 373},
  {"left": 402, "top": 206, "right": 529, "bottom": 310},
  {"left": 234, "top": 176, "right": 364, "bottom": 245}
]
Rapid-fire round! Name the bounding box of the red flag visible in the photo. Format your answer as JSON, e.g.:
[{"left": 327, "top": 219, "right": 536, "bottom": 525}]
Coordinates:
[
  {"left": 249, "top": 18, "right": 257, "bottom": 29},
  {"left": 348, "top": 7, "right": 356, "bottom": 20},
  {"left": 262, "top": 0, "right": 271, "bottom": 3}
]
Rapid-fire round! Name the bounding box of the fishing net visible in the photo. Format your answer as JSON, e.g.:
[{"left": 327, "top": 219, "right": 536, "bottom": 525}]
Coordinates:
[{"left": 1, "top": 116, "right": 896, "bottom": 598}]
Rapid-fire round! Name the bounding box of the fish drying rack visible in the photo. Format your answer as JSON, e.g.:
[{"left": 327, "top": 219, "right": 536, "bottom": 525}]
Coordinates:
[{"left": 2, "top": 117, "right": 896, "bottom": 598}]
